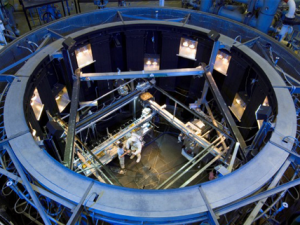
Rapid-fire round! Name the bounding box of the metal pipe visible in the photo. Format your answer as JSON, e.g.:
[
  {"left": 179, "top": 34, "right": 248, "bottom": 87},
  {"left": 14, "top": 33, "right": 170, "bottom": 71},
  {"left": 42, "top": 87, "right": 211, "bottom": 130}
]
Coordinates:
[
  {"left": 200, "top": 0, "right": 213, "bottom": 12},
  {"left": 217, "top": 8, "right": 245, "bottom": 23},
  {"left": 231, "top": 0, "right": 263, "bottom": 8},
  {"left": 216, "top": 7, "right": 257, "bottom": 28},
  {"left": 156, "top": 137, "right": 222, "bottom": 190},
  {"left": 256, "top": 0, "right": 281, "bottom": 33},
  {"left": 286, "top": 0, "right": 296, "bottom": 19},
  {"left": 179, "top": 148, "right": 228, "bottom": 188}
]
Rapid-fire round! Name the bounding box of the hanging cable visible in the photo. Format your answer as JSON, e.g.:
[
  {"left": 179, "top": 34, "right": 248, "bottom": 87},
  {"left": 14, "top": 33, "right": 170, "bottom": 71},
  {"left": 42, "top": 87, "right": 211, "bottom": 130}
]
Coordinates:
[{"left": 17, "top": 45, "right": 33, "bottom": 53}]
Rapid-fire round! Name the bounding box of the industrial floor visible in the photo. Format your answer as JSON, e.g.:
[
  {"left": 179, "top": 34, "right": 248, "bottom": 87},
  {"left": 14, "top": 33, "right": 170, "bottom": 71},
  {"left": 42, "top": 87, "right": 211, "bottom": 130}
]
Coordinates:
[
  {"left": 12, "top": 1, "right": 182, "bottom": 36},
  {"left": 107, "top": 133, "right": 210, "bottom": 189}
]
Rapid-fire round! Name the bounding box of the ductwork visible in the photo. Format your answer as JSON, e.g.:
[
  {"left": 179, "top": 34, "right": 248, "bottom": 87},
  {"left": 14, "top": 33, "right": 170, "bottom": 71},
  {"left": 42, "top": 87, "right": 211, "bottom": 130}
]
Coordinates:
[{"left": 285, "top": 0, "right": 296, "bottom": 18}]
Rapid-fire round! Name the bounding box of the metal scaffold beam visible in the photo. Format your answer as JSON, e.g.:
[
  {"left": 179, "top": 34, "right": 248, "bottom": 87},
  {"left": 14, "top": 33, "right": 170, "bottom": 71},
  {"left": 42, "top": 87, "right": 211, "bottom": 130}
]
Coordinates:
[
  {"left": 3, "top": 144, "right": 51, "bottom": 225},
  {"left": 216, "top": 177, "right": 300, "bottom": 216},
  {"left": 67, "top": 181, "right": 94, "bottom": 225},
  {"left": 203, "top": 70, "right": 247, "bottom": 160},
  {"left": 156, "top": 137, "right": 223, "bottom": 190},
  {"left": 64, "top": 70, "right": 81, "bottom": 170},
  {"left": 80, "top": 68, "right": 204, "bottom": 81},
  {"left": 152, "top": 85, "right": 233, "bottom": 140},
  {"left": 243, "top": 156, "right": 294, "bottom": 224},
  {"left": 199, "top": 186, "right": 220, "bottom": 225}
]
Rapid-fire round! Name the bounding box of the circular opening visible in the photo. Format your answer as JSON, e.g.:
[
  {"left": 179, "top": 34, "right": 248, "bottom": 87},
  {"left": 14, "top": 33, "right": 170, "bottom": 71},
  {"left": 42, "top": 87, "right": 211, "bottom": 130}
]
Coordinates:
[{"left": 24, "top": 23, "right": 277, "bottom": 190}]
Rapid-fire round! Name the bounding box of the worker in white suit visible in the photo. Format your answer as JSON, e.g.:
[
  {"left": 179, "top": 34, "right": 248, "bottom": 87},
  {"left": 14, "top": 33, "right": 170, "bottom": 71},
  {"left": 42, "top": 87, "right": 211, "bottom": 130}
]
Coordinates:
[{"left": 126, "top": 133, "right": 142, "bottom": 163}]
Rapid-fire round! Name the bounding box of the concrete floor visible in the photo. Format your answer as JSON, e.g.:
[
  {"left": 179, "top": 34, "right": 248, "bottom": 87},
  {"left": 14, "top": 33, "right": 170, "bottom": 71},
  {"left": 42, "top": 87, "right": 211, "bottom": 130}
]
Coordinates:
[
  {"left": 13, "top": 1, "right": 182, "bottom": 35},
  {"left": 107, "top": 133, "right": 209, "bottom": 189}
]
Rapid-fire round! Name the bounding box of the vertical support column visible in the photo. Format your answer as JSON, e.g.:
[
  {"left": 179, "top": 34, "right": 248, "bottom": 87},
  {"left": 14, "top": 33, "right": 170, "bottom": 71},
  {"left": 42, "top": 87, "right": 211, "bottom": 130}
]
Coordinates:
[
  {"left": 64, "top": 69, "right": 81, "bottom": 169},
  {"left": 61, "top": 37, "right": 78, "bottom": 169},
  {"left": 200, "top": 31, "right": 220, "bottom": 105},
  {"left": 61, "top": 50, "right": 75, "bottom": 97},
  {"left": 131, "top": 81, "right": 136, "bottom": 120}
]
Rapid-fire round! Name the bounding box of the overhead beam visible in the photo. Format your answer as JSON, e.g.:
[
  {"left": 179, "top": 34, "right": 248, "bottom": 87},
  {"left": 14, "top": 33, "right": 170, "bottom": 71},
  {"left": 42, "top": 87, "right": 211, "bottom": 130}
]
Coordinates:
[
  {"left": 80, "top": 68, "right": 204, "bottom": 81},
  {"left": 64, "top": 70, "right": 81, "bottom": 170},
  {"left": 203, "top": 69, "right": 247, "bottom": 160}
]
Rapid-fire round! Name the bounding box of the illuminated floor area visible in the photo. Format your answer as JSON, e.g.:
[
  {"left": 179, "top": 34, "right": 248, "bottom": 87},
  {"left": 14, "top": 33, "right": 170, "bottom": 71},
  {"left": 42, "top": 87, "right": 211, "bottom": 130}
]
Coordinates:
[{"left": 107, "top": 133, "right": 209, "bottom": 189}]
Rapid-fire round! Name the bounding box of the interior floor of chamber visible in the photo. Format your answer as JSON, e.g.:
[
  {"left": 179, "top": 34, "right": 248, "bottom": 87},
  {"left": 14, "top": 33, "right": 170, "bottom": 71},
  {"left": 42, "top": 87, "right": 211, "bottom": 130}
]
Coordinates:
[{"left": 107, "top": 133, "right": 210, "bottom": 189}]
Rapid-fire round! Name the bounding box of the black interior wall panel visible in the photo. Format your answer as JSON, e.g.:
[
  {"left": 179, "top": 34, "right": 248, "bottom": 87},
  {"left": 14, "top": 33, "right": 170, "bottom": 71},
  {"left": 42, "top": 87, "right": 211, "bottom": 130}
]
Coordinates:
[
  {"left": 36, "top": 73, "right": 60, "bottom": 116},
  {"left": 195, "top": 40, "right": 213, "bottom": 65},
  {"left": 125, "top": 31, "right": 145, "bottom": 71},
  {"left": 160, "top": 32, "right": 180, "bottom": 69},
  {"left": 177, "top": 57, "right": 195, "bottom": 69},
  {"left": 240, "top": 80, "right": 266, "bottom": 138},
  {"left": 188, "top": 76, "right": 205, "bottom": 99},
  {"left": 145, "top": 31, "right": 160, "bottom": 55},
  {"left": 221, "top": 57, "right": 248, "bottom": 106},
  {"left": 159, "top": 32, "right": 181, "bottom": 91},
  {"left": 110, "top": 34, "right": 126, "bottom": 72},
  {"left": 90, "top": 36, "right": 112, "bottom": 72}
]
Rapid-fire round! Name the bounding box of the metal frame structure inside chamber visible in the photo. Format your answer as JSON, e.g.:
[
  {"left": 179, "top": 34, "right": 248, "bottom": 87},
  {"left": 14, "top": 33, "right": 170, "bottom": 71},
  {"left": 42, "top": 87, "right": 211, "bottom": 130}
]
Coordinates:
[{"left": 0, "top": 7, "right": 298, "bottom": 224}]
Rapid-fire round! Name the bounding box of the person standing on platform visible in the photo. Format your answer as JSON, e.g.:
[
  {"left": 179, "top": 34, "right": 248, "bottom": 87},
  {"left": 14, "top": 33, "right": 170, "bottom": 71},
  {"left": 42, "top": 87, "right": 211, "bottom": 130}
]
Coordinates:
[
  {"left": 126, "top": 134, "right": 142, "bottom": 163},
  {"left": 117, "top": 142, "right": 126, "bottom": 174}
]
